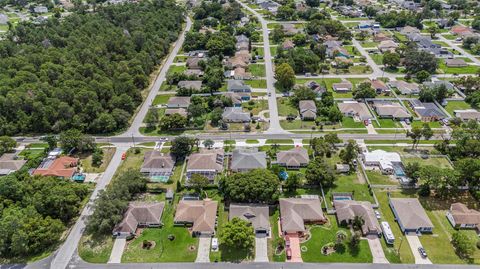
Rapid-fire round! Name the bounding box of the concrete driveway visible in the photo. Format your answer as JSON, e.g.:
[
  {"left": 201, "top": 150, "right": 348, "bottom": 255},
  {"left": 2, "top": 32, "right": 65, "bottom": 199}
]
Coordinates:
[
  {"left": 108, "top": 238, "right": 126, "bottom": 263},
  {"left": 195, "top": 236, "right": 211, "bottom": 263},
  {"left": 254, "top": 235, "right": 268, "bottom": 262},
  {"left": 406, "top": 235, "right": 432, "bottom": 264},
  {"left": 367, "top": 236, "right": 389, "bottom": 264},
  {"left": 286, "top": 235, "right": 302, "bottom": 263}
]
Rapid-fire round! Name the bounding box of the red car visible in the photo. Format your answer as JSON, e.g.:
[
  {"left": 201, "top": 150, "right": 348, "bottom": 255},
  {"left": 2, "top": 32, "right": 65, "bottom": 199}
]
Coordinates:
[{"left": 121, "top": 152, "right": 127, "bottom": 160}]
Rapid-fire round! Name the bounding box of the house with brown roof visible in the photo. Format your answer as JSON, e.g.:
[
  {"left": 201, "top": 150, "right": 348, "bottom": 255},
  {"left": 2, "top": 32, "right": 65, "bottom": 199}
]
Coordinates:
[
  {"left": 388, "top": 80, "right": 420, "bottom": 95},
  {"left": 140, "top": 151, "right": 175, "bottom": 180},
  {"left": 446, "top": 203, "right": 480, "bottom": 230},
  {"left": 372, "top": 101, "right": 410, "bottom": 120},
  {"left": 299, "top": 100, "right": 317, "bottom": 120},
  {"left": 113, "top": 202, "right": 165, "bottom": 238},
  {"left": 454, "top": 109, "right": 480, "bottom": 122},
  {"left": 377, "top": 40, "right": 398, "bottom": 53},
  {"left": 33, "top": 156, "right": 78, "bottom": 179},
  {"left": 178, "top": 80, "right": 202, "bottom": 91},
  {"left": 279, "top": 197, "right": 326, "bottom": 234},
  {"left": 167, "top": 97, "right": 191, "bottom": 108},
  {"left": 445, "top": 58, "right": 467, "bottom": 67},
  {"left": 373, "top": 32, "right": 392, "bottom": 42},
  {"left": 174, "top": 199, "right": 218, "bottom": 235},
  {"left": 229, "top": 203, "right": 270, "bottom": 235},
  {"left": 334, "top": 200, "right": 381, "bottom": 236},
  {"left": 400, "top": 26, "right": 420, "bottom": 36},
  {"left": 450, "top": 25, "right": 474, "bottom": 36},
  {"left": 165, "top": 108, "right": 188, "bottom": 117},
  {"left": 389, "top": 198, "right": 433, "bottom": 234},
  {"left": 370, "top": 79, "right": 390, "bottom": 94},
  {"left": 275, "top": 147, "right": 309, "bottom": 169},
  {"left": 0, "top": 153, "right": 27, "bottom": 176},
  {"left": 282, "top": 39, "right": 295, "bottom": 50},
  {"left": 186, "top": 148, "right": 224, "bottom": 182},
  {"left": 186, "top": 57, "right": 203, "bottom": 70}
]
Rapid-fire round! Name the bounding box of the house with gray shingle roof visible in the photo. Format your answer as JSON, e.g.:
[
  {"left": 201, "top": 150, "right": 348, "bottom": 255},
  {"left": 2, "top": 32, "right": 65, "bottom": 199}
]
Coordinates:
[
  {"left": 0, "top": 153, "right": 27, "bottom": 176},
  {"left": 230, "top": 148, "right": 266, "bottom": 172},
  {"left": 229, "top": 204, "right": 270, "bottom": 235},
  {"left": 222, "top": 107, "right": 251, "bottom": 123},
  {"left": 186, "top": 148, "right": 224, "bottom": 182},
  {"left": 167, "top": 97, "right": 191, "bottom": 108},
  {"left": 113, "top": 202, "right": 165, "bottom": 237},
  {"left": 389, "top": 198, "right": 433, "bottom": 234},
  {"left": 299, "top": 100, "right": 317, "bottom": 120},
  {"left": 334, "top": 200, "right": 381, "bottom": 236},
  {"left": 140, "top": 151, "right": 175, "bottom": 180},
  {"left": 177, "top": 80, "right": 202, "bottom": 91},
  {"left": 275, "top": 147, "right": 309, "bottom": 169},
  {"left": 227, "top": 80, "right": 252, "bottom": 93}
]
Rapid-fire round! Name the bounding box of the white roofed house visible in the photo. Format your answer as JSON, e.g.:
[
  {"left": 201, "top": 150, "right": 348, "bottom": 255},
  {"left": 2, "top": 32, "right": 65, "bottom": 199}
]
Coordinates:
[{"left": 362, "top": 149, "right": 402, "bottom": 175}]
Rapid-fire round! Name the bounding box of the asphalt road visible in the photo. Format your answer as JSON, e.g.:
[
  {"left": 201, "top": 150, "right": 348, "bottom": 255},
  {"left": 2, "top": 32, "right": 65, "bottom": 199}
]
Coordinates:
[
  {"left": 49, "top": 147, "right": 128, "bottom": 269},
  {"left": 122, "top": 16, "right": 192, "bottom": 137},
  {"left": 237, "top": 0, "right": 285, "bottom": 134}
]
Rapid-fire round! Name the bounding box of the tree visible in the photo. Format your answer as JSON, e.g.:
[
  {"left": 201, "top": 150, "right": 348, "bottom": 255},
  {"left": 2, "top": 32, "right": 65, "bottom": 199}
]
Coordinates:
[
  {"left": 352, "top": 216, "right": 365, "bottom": 231},
  {"left": 145, "top": 108, "right": 159, "bottom": 128},
  {"left": 339, "top": 140, "right": 359, "bottom": 166},
  {"left": 210, "top": 107, "right": 223, "bottom": 127},
  {"left": 219, "top": 217, "right": 255, "bottom": 250},
  {"left": 159, "top": 114, "right": 187, "bottom": 130},
  {"left": 220, "top": 169, "right": 280, "bottom": 203},
  {"left": 91, "top": 147, "right": 104, "bottom": 167},
  {"left": 419, "top": 166, "right": 461, "bottom": 198},
  {"left": 275, "top": 63, "right": 295, "bottom": 92},
  {"left": 284, "top": 173, "right": 302, "bottom": 192},
  {"left": 203, "top": 139, "right": 214, "bottom": 149},
  {"left": 382, "top": 52, "right": 400, "bottom": 69},
  {"left": 422, "top": 123, "right": 433, "bottom": 142},
  {"left": 170, "top": 136, "right": 196, "bottom": 159},
  {"left": 290, "top": 86, "right": 316, "bottom": 108},
  {"left": 336, "top": 230, "right": 347, "bottom": 245},
  {"left": 452, "top": 231, "right": 475, "bottom": 259},
  {"left": 416, "top": 70, "right": 431, "bottom": 83},
  {"left": 405, "top": 50, "right": 437, "bottom": 74},
  {"left": 305, "top": 0, "right": 320, "bottom": 7},
  {"left": 353, "top": 82, "right": 376, "bottom": 99},
  {"left": 40, "top": 135, "right": 58, "bottom": 150},
  {"left": 406, "top": 126, "right": 423, "bottom": 149},
  {"left": 404, "top": 162, "right": 420, "bottom": 183},
  {"left": 305, "top": 157, "right": 336, "bottom": 187},
  {"left": 428, "top": 25, "right": 438, "bottom": 39},
  {"left": 0, "top": 136, "right": 16, "bottom": 155},
  {"left": 350, "top": 231, "right": 362, "bottom": 248},
  {"left": 189, "top": 174, "right": 210, "bottom": 194},
  {"left": 59, "top": 129, "right": 95, "bottom": 153}
]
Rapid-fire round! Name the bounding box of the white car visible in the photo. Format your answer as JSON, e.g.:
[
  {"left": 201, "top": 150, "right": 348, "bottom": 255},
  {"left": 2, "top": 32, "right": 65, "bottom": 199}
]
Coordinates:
[{"left": 375, "top": 210, "right": 381, "bottom": 219}]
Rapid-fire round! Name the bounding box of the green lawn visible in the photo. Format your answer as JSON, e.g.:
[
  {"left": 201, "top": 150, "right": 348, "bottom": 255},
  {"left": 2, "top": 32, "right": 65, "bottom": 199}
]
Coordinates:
[
  {"left": 249, "top": 64, "right": 266, "bottom": 77},
  {"left": 445, "top": 101, "right": 472, "bottom": 116},
  {"left": 153, "top": 95, "right": 173, "bottom": 106},
  {"left": 81, "top": 148, "right": 116, "bottom": 173},
  {"left": 342, "top": 117, "right": 366, "bottom": 128},
  {"left": 277, "top": 98, "right": 298, "bottom": 117},
  {"left": 432, "top": 41, "right": 450, "bottom": 47},
  {"left": 393, "top": 32, "right": 408, "bottom": 42},
  {"left": 245, "top": 79, "right": 267, "bottom": 88},
  {"left": 373, "top": 119, "right": 401, "bottom": 128},
  {"left": 242, "top": 100, "right": 268, "bottom": 115},
  {"left": 323, "top": 173, "right": 375, "bottom": 207},
  {"left": 371, "top": 54, "right": 383, "bottom": 65},
  {"left": 252, "top": 47, "right": 264, "bottom": 57},
  {"left": 344, "top": 45, "right": 361, "bottom": 56},
  {"left": 27, "top": 143, "right": 48, "bottom": 148},
  {"left": 411, "top": 120, "right": 442, "bottom": 128},
  {"left": 438, "top": 60, "right": 480, "bottom": 74},
  {"left": 122, "top": 202, "right": 198, "bottom": 262},
  {"left": 360, "top": 41, "right": 379, "bottom": 48},
  {"left": 268, "top": 210, "right": 286, "bottom": 262},
  {"left": 348, "top": 65, "right": 372, "bottom": 74},
  {"left": 246, "top": 139, "right": 259, "bottom": 144},
  {"left": 78, "top": 235, "right": 114, "bottom": 263},
  {"left": 442, "top": 34, "right": 456, "bottom": 40},
  {"left": 166, "top": 65, "right": 186, "bottom": 75},
  {"left": 265, "top": 139, "right": 293, "bottom": 144},
  {"left": 301, "top": 215, "right": 373, "bottom": 263},
  {"left": 270, "top": 46, "right": 277, "bottom": 57},
  {"left": 403, "top": 156, "right": 452, "bottom": 169},
  {"left": 343, "top": 22, "right": 360, "bottom": 28},
  {"left": 280, "top": 120, "right": 317, "bottom": 130},
  {"left": 366, "top": 170, "right": 397, "bottom": 185}
]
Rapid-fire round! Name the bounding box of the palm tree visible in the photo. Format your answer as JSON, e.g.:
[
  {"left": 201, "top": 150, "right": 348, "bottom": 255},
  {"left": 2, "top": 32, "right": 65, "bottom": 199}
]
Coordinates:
[
  {"left": 336, "top": 230, "right": 347, "bottom": 244},
  {"left": 352, "top": 215, "right": 365, "bottom": 231}
]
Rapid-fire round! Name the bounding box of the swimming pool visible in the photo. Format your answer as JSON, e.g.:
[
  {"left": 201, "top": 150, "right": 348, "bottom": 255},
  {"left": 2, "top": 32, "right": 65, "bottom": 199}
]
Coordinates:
[
  {"left": 333, "top": 196, "right": 352, "bottom": 201},
  {"left": 150, "top": 175, "right": 169, "bottom": 183},
  {"left": 72, "top": 174, "right": 86, "bottom": 182},
  {"left": 393, "top": 163, "right": 406, "bottom": 177}
]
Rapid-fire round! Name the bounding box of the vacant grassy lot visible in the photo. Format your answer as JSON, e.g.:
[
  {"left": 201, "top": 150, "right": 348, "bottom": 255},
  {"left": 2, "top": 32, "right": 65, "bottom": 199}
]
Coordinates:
[
  {"left": 403, "top": 156, "right": 453, "bottom": 169},
  {"left": 249, "top": 64, "right": 266, "bottom": 77},
  {"left": 411, "top": 120, "right": 442, "bottom": 128},
  {"left": 245, "top": 79, "right": 267, "bottom": 88},
  {"left": 277, "top": 98, "right": 298, "bottom": 116},
  {"left": 166, "top": 65, "right": 186, "bottom": 75},
  {"left": 360, "top": 41, "right": 379, "bottom": 48},
  {"left": 280, "top": 120, "right": 317, "bottom": 130},
  {"left": 438, "top": 60, "right": 480, "bottom": 74},
  {"left": 78, "top": 235, "right": 114, "bottom": 263},
  {"left": 242, "top": 100, "right": 268, "bottom": 115},
  {"left": 81, "top": 147, "right": 116, "bottom": 173},
  {"left": 366, "top": 170, "right": 398, "bottom": 185},
  {"left": 301, "top": 215, "right": 373, "bottom": 263},
  {"left": 122, "top": 202, "right": 198, "bottom": 262},
  {"left": 444, "top": 100, "right": 472, "bottom": 115},
  {"left": 153, "top": 94, "right": 173, "bottom": 106}
]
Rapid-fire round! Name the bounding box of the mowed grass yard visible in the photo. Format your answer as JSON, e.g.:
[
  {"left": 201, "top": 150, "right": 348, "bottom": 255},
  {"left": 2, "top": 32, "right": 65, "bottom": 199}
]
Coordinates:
[
  {"left": 153, "top": 94, "right": 173, "bottom": 106},
  {"left": 277, "top": 98, "right": 298, "bottom": 117},
  {"left": 301, "top": 215, "right": 373, "bottom": 263},
  {"left": 403, "top": 156, "right": 453, "bottom": 169},
  {"left": 81, "top": 147, "right": 116, "bottom": 173},
  {"left": 342, "top": 117, "right": 366, "bottom": 128},
  {"left": 437, "top": 60, "right": 480, "bottom": 74},
  {"left": 445, "top": 101, "right": 472, "bottom": 116},
  {"left": 122, "top": 201, "right": 198, "bottom": 262},
  {"left": 249, "top": 63, "right": 266, "bottom": 77},
  {"left": 78, "top": 235, "right": 115, "bottom": 263}
]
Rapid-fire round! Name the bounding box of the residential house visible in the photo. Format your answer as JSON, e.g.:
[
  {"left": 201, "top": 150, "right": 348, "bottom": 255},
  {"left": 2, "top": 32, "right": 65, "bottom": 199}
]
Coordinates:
[
  {"left": 186, "top": 148, "right": 224, "bottom": 182},
  {"left": 281, "top": 23, "right": 301, "bottom": 36},
  {"left": 325, "top": 41, "right": 350, "bottom": 58},
  {"left": 33, "top": 156, "right": 79, "bottom": 179},
  {"left": 227, "top": 80, "right": 252, "bottom": 93},
  {"left": 423, "top": 80, "right": 455, "bottom": 91},
  {"left": 362, "top": 149, "right": 402, "bottom": 174},
  {"left": 388, "top": 80, "right": 420, "bottom": 95},
  {"left": 445, "top": 58, "right": 467, "bottom": 67},
  {"left": 302, "top": 81, "right": 326, "bottom": 96},
  {"left": 174, "top": 199, "right": 218, "bottom": 236},
  {"left": 400, "top": 26, "right": 420, "bottom": 36},
  {"left": 186, "top": 57, "right": 203, "bottom": 70},
  {"left": 338, "top": 101, "right": 373, "bottom": 121},
  {"left": 372, "top": 101, "right": 410, "bottom": 120},
  {"left": 0, "top": 153, "right": 27, "bottom": 176},
  {"left": 184, "top": 69, "right": 204, "bottom": 77},
  {"left": 165, "top": 108, "right": 188, "bottom": 117},
  {"left": 230, "top": 148, "right": 267, "bottom": 172},
  {"left": 222, "top": 107, "right": 251, "bottom": 123},
  {"left": 224, "top": 92, "right": 251, "bottom": 107},
  {"left": 279, "top": 197, "right": 326, "bottom": 234},
  {"left": 407, "top": 33, "right": 452, "bottom": 58},
  {"left": 282, "top": 39, "right": 295, "bottom": 50},
  {"left": 334, "top": 200, "right": 381, "bottom": 236},
  {"left": 140, "top": 151, "right": 175, "bottom": 180},
  {"left": 227, "top": 56, "right": 248, "bottom": 69},
  {"left": 450, "top": 25, "right": 474, "bottom": 37},
  {"left": 275, "top": 147, "right": 309, "bottom": 169},
  {"left": 454, "top": 109, "right": 480, "bottom": 122},
  {"left": 233, "top": 67, "right": 252, "bottom": 80},
  {"left": 33, "top": 6, "right": 48, "bottom": 13},
  {"left": 408, "top": 100, "right": 445, "bottom": 122},
  {"left": 446, "top": 203, "right": 480, "bottom": 231},
  {"left": 229, "top": 204, "right": 270, "bottom": 235},
  {"left": 389, "top": 198, "right": 434, "bottom": 234},
  {"left": 178, "top": 80, "right": 202, "bottom": 91},
  {"left": 236, "top": 35, "right": 250, "bottom": 51},
  {"left": 167, "top": 96, "right": 191, "bottom": 108},
  {"left": 332, "top": 80, "right": 353, "bottom": 93},
  {"left": 113, "top": 202, "right": 165, "bottom": 238},
  {"left": 336, "top": 163, "right": 350, "bottom": 173},
  {"left": 373, "top": 32, "right": 392, "bottom": 42},
  {"left": 378, "top": 40, "right": 399, "bottom": 53},
  {"left": 259, "top": 0, "right": 280, "bottom": 14},
  {"left": 370, "top": 79, "right": 390, "bottom": 94},
  {"left": 299, "top": 100, "right": 317, "bottom": 120}
]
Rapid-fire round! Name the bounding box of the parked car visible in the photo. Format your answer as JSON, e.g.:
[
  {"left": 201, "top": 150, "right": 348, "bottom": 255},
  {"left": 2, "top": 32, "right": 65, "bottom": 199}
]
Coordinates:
[
  {"left": 418, "top": 247, "right": 427, "bottom": 258},
  {"left": 375, "top": 210, "right": 381, "bottom": 219},
  {"left": 404, "top": 119, "right": 410, "bottom": 125},
  {"left": 286, "top": 248, "right": 292, "bottom": 260},
  {"left": 121, "top": 152, "right": 127, "bottom": 160}
]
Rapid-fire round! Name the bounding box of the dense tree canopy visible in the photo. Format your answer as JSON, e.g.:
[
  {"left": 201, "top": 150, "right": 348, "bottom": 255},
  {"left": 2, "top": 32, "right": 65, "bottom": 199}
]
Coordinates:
[
  {"left": 220, "top": 169, "right": 280, "bottom": 203},
  {"left": 0, "top": 1, "right": 184, "bottom": 135}
]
